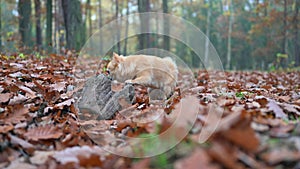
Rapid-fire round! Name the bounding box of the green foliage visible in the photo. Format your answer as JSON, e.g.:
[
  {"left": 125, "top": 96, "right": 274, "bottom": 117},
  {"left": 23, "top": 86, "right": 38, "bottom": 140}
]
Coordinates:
[
  {"left": 268, "top": 65, "right": 276, "bottom": 72},
  {"left": 276, "top": 53, "right": 288, "bottom": 59},
  {"left": 18, "top": 53, "right": 26, "bottom": 59},
  {"left": 267, "top": 138, "right": 280, "bottom": 145},
  {"left": 268, "top": 53, "right": 299, "bottom": 72},
  {"left": 235, "top": 92, "right": 245, "bottom": 99},
  {"left": 101, "top": 55, "right": 110, "bottom": 61},
  {"left": 2, "top": 55, "right": 15, "bottom": 60},
  {"left": 102, "top": 67, "right": 107, "bottom": 73},
  {"left": 33, "top": 52, "right": 46, "bottom": 59},
  {"left": 151, "top": 153, "right": 169, "bottom": 168}
]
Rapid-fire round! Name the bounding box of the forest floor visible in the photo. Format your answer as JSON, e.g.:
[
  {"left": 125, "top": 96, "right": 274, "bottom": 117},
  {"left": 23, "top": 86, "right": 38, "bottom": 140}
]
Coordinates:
[{"left": 0, "top": 54, "right": 300, "bottom": 169}]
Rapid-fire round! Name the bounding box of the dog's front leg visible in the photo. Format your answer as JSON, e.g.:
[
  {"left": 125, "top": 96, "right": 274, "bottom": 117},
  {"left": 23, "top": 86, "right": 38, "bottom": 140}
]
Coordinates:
[{"left": 125, "top": 75, "right": 152, "bottom": 86}]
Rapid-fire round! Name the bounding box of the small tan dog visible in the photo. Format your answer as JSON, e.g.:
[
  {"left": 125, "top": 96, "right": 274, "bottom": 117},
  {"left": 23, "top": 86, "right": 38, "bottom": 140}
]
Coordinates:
[{"left": 107, "top": 53, "right": 178, "bottom": 99}]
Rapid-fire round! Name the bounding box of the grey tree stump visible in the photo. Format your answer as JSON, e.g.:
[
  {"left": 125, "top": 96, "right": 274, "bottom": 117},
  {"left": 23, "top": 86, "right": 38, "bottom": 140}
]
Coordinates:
[{"left": 78, "top": 74, "right": 135, "bottom": 120}]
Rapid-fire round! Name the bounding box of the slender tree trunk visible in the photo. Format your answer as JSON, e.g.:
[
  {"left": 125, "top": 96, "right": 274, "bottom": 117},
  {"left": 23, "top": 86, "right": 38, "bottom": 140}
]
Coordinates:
[
  {"left": 46, "top": 0, "right": 52, "bottom": 48},
  {"left": 216, "top": 0, "right": 223, "bottom": 62},
  {"left": 87, "top": 0, "right": 92, "bottom": 36},
  {"left": 98, "top": 0, "right": 103, "bottom": 53},
  {"left": 54, "top": 0, "right": 57, "bottom": 51},
  {"left": 280, "top": 0, "right": 288, "bottom": 68},
  {"left": 163, "top": 0, "right": 170, "bottom": 51},
  {"left": 282, "top": 0, "right": 287, "bottom": 54},
  {"left": 18, "top": 0, "right": 32, "bottom": 47},
  {"left": 61, "top": 0, "right": 84, "bottom": 51},
  {"left": 85, "top": 0, "right": 89, "bottom": 36},
  {"left": 204, "top": 0, "right": 212, "bottom": 65},
  {"left": 138, "top": 0, "right": 150, "bottom": 49},
  {"left": 34, "top": 0, "right": 42, "bottom": 48},
  {"left": 53, "top": 0, "right": 65, "bottom": 53},
  {"left": 123, "top": 0, "right": 129, "bottom": 55},
  {"left": 226, "top": 0, "right": 233, "bottom": 70},
  {"left": 0, "top": 3, "right": 2, "bottom": 49},
  {"left": 54, "top": 0, "right": 60, "bottom": 52},
  {"left": 115, "top": 0, "right": 121, "bottom": 53},
  {"left": 294, "top": 0, "right": 300, "bottom": 66}
]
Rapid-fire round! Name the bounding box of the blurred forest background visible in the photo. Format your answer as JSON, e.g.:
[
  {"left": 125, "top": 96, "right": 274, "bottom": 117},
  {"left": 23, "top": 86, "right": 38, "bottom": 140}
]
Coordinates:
[{"left": 0, "top": 0, "right": 299, "bottom": 70}]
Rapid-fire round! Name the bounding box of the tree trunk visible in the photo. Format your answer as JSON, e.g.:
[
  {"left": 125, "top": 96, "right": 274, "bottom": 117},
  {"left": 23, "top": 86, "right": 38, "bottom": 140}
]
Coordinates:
[
  {"left": 46, "top": 0, "right": 52, "bottom": 48},
  {"left": 123, "top": 0, "right": 129, "bottom": 55},
  {"left": 226, "top": 0, "right": 233, "bottom": 70},
  {"left": 280, "top": 0, "right": 288, "bottom": 68},
  {"left": 54, "top": 0, "right": 59, "bottom": 52},
  {"left": 56, "top": 0, "right": 66, "bottom": 52},
  {"left": 98, "top": 0, "right": 103, "bottom": 54},
  {"left": 282, "top": 0, "right": 287, "bottom": 55},
  {"left": 34, "top": 0, "right": 42, "bottom": 48},
  {"left": 204, "top": 0, "right": 212, "bottom": 65},
  {"left": 87, "top": 0, "right": 92, "bottom": 37},
  {"left": 294, "top": 0, "right": 300, "bottom": 66},
  {"left": 18, "top": 0, "right": 32, "bottom": 47},
  {"left": 61, "top": 0, "right": 84, "bottom": 51},
  {"left": 138, "top": 0, "right": 150, "bottom": 50},
  {"left": 0, "top": 3, "right": 2, "bottom": 49},
  {"left": 163, "top": 0, "right": 170, "bottom": 51},
  {"left": 115, "top": 0, "right": 121, "bottom": 53}
]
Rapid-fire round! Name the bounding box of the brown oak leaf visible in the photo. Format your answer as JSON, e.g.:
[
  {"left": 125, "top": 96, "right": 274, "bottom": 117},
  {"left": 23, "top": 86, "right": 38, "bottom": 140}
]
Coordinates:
[
  {"left": 24, "top": 125, "right": 63, "bottom": 141},
  {"left": 0, "top": 93, "right": 11, "bottom": 103},
  {"left": 267, "top": 99, "right": 287, "bottom": 119}
]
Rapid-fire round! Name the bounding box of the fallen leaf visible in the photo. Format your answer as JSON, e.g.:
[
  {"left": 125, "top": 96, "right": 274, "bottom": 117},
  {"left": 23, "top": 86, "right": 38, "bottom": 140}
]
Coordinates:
[
  {"left": 131, "top": 158, "right": 151, "bottom": 169},
  {"left": 9, "top": 62, "right": 24, "bottom": 68},
  {"left": 30, "top": 151, "right": 55, "bottom": 165},
  {"left": 8, "top": 72, "right": 24, "bottom": 78},
  {"left": 204, "top": 108, "right": 259, "bottom": 152},
  {"left": 281, "top": 103, "right": 300, "bottom": 115},
  {"left": 55, "top": 98, "right": 74, "bottom": 109},
  {"left": 24, "top": 125, "right": 63, "bottom": 141},
  {"left": 18, "top": 85, "right": 36, "bottom": 99},
  {"left": 0, "top": 93, "right": 11, "bottom": 103},
  {"left": 278, "top": 95, "right": 290, "bottom": 102},
  {"left": 251, "top": 122, "right": 269, "bottom": 132},
  {"left": 175, "top": 148, "right": 219, "bottom": 169},
  {"left": 208, "top": 141, "right": 244, "bottom": 169},
  {"left": 52, "top": 146, "right": 108, "bottom": 165},
  {"left": 221, "top": 114, "right": 260, "bottom": 152},
  {"left": 237, "top": 150, "right": 269, "bottom": 169},
  {"left": 9, "top": 134, "right": 34, "bottom": 150},
  {"left": 5, "top": 159, "right": 37, "bottom": 169},
  {"left": 267, "top": 99, "right": 287, "bottom": 119},
  {"left": 0, "top": 124, "right": 14, "bottom": 133},
  {"left": 270, "top": 124, "right": 295, "bottom": 138},
  {"left": 50, "top": 82, "right": 66, "bottom": 92},
  {"left": 261, "top": 148, "right": 300, "bottom": 165},
  {"left": 4, "top": 104, "right": 29, "bottom": 124},
  {"left": 255, "top": 96, "right": 268, "bottom": 107},
  {"left": 8, "top": 94, "right": 27, "bottom": 105}
]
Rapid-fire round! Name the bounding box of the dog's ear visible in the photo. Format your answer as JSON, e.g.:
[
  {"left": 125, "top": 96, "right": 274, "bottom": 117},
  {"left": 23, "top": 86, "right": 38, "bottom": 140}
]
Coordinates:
[
  {"left": 113, "top": 52, "right": 119, "bottom": 59},
  {"left": 112, "top": 52, "right": 124, "bottom": 62}
]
